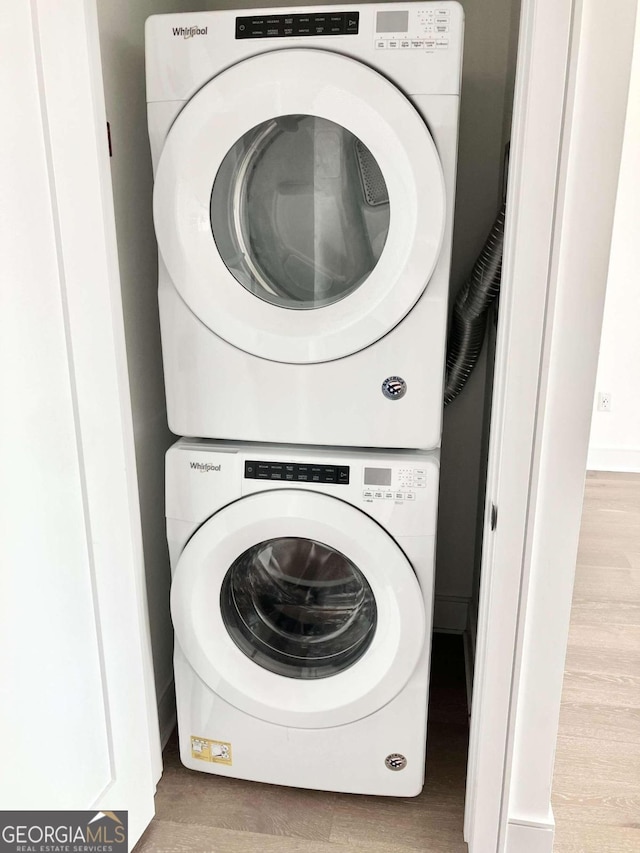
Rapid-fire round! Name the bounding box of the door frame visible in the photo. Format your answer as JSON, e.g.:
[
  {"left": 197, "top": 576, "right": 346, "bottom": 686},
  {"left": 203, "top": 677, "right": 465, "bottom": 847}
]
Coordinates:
[
  {"left": 25, "top": 0, "right": 162, "bottom": 847},
  {"left": 465, "top": 1, "right": 638, "bottom": 851}
]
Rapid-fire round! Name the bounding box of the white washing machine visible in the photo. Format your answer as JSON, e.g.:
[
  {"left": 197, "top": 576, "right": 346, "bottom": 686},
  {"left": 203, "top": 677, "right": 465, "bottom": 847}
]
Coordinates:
[
  {"left": 147, "top": 3, "right": 464, "bottom": 450},
  {"left": 167, "top": 438, "right": 439, "bottom": 795}
]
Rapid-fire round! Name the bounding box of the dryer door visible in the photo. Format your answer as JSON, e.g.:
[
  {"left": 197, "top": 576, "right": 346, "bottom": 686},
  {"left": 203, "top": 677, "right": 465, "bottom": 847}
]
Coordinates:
[
  {"left": 171, "top": 490, "right": 426, "bottom": 729},
  {"left": 153, "top": 49, "right": 446, "bottom": 364}
]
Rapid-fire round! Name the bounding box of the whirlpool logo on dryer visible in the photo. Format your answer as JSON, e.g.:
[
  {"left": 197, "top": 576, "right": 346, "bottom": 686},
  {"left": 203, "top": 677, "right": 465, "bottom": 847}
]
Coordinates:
[
  {"left": 190, "top": 462, "right": 221, "bottom": 473},
  {"left": 172, "top": 25, "right": 208, "bottom": 38}
]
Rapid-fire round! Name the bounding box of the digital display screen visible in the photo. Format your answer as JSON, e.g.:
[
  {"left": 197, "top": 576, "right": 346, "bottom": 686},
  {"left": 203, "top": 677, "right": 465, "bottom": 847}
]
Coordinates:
[
  {"left": 376, "top": 11, "right": 409, "bottom": 33},
  {"left": 364, "top": 467, "right": 392, "bottom": 486}
]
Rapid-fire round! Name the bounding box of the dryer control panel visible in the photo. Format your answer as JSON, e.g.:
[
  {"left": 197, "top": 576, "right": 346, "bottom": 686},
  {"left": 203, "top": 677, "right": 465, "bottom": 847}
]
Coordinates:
[
  {"left": 375, "top": 6, "right": 453, "bottom": 51},
  {"left": 245, "top": 460, "right": 350, "bottom": 484},
  {"left": 236, "top": 11, "right": 359, "bottom": 39}
]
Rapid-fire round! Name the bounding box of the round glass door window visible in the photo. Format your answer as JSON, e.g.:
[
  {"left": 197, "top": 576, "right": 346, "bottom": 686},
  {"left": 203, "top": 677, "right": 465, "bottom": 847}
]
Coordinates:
[
  {"left": 210, "top": 115, "right": 391, "bottom": 310},
  {"left": 220, "top": 537, "right": 377, "bottom": 679}
]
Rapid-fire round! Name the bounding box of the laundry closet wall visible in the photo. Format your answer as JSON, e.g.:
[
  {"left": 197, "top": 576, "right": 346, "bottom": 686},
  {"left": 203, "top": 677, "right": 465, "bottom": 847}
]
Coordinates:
[
  {"left": 96, "top": 0, "right": 198, "bottom": 744},
  {"left": 95, "top": 0, "right": 523, "bottom": 737}
]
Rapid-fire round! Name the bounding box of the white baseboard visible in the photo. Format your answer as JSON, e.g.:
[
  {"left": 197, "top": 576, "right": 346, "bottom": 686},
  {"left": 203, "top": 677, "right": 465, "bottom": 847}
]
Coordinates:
[
  {"left": 587, "top": 446, "right": 640, "bottom": 472},
  {"left": 505, "top": 818, "right": 555, "bottom": 853},
  {"left": 157, "top": 676, "right": 176, "bottom": 750},
  {"left": 433, "top": 595, "right": 470, "bottom": 633}
]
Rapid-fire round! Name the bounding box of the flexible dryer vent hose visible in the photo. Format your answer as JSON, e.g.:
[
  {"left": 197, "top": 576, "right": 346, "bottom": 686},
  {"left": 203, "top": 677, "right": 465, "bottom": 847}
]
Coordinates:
[{"left": 444, "top": 202, "right": 506, "bottom": 406}]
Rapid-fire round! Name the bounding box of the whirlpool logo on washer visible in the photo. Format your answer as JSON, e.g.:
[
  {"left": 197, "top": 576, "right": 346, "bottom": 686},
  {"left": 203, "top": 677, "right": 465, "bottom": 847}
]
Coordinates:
[
  {"left": 189, "top": 462, "right": 221, "bottom": 473},
  {"left": 172, "top": 25, "right": 208, "bottom": 38}
]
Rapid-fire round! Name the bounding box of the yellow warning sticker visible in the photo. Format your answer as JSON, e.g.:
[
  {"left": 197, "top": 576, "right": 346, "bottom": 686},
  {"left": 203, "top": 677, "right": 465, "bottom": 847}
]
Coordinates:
[{"left": 191, "top": 736, "right": 232, "bottom": 766}]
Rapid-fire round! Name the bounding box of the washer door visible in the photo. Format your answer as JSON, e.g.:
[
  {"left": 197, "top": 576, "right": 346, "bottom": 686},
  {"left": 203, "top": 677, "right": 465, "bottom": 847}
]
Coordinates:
[
  {"left": 171, "top": 490, "right": 426, "bottom": 728},
  {"left": 153, "top": 49, "right": 445, "bottom": 364}
]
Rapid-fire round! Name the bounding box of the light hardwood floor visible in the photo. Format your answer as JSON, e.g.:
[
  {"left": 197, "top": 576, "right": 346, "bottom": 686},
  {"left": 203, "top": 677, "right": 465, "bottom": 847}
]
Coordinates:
[
  {"left": 552, "top": 471, "right": 640, "bottom": 853},
  {"left": 136, "top": 471, "right": 640, "bottom": 852}
]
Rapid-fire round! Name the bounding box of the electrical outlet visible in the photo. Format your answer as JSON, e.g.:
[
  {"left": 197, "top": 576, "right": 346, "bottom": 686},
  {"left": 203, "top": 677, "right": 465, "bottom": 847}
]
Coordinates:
[{"left": 597, "top": 391, "right": 612, "bottom": 412}]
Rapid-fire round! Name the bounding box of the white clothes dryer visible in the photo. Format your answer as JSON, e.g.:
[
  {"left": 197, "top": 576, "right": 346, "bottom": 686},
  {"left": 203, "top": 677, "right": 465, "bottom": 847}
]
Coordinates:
[
  {"left": 167, "top": 438, "right": 439, "bottom": 795},
  {"left": 147, "top": 3, "right": 464, "bottom": 449}
]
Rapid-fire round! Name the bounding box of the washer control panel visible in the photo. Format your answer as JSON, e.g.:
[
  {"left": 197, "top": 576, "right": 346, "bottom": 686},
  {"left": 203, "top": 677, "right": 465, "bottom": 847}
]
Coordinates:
[
  {"left": 362, "top": 465, "right": 428, "bottom": 503},
  {"left": 236, "top": 11, "right": 359, "bottom": 39},
  {"left": 245, "top": 460, "right": 350, "bottom": 484},
  {"left": 375, "top": 6, "right": 453, "bottom": 51}
]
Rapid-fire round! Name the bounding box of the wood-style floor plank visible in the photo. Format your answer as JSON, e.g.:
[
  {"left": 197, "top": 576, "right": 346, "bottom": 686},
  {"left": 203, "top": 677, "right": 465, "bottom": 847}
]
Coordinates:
[
  {"left": 560, "top": 668, "right": 640, "bottom": 709},
  {"left": 552, "top": 472, "right": 640, "bottom": 852},
  {"left": 553, "top": 821, "right": 640, "bottom": 853}
]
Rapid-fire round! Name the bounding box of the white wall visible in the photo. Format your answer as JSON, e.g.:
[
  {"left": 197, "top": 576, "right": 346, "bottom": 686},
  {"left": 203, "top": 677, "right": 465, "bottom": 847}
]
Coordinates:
[{"left": 587, "top": 16, "right": 640, "bottom": 473}]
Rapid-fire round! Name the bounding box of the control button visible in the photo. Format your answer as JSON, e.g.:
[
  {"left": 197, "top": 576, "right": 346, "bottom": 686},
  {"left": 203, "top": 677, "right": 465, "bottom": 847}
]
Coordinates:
[
  {"left": 415, "top": 469, "right": 426, "bottom": 476},
  {"left": 395, "top": 492, "right": 404, "bottom": 501},
  {"left": 436, "top": 40, "right": 449, "bottom": 48},
  {"left": 436, "top": 8, "right": 451, "bottom": 14},
  {"left": 374, "top": 491, "right": 384, "bottom": 500},
  {"left": 416, "top": 480, "right": 427, "bottom": 488},
  {"left": 245, "top": 462, "right": 256, "bottom": 477},
  {"left": 384, "top": 492, "right": 394, "bottom": 500},
  {"left": 425, "top": 40, "right": 436, "bottom": 48},
  {"left": 406, "top": 492, "right": 416, "bottom": 501},
  {"left": 296, "top": 473, "right": 309, "bottom": 481},
  {"left": 376, "top": 40, "right": 386, "bottom": 48},
  {"left": 436, "top": 25, "right": 449, "bottom": 32},
  {"left": 337, "top": 467, "right": 350, "bottom": 484},
  {"left": 345, "top": 15, "right": 359, "bottom": 33},
  {"left": 322, "top": 467, "right": 337, "bottom": 483},
  {"left": 400, "top": 40, "right": 410, "bottom": 48},
  {"left": 257, "top": 463, "right": 270, "bottom": 479},
  {"left": 285, "top": 473, "right": 295, "bottom": 480},
  {"left": 388, "top": 40, "right": 399, "bottom": 48},
  {"left": 363, "top": 490, "right": 373, "bottom": 499},
  {"left": 411, "top": 40, "right": 424, "bottom": 48},
  {"left": 436, "top": 16, "right": 450, "bottom": 24}
]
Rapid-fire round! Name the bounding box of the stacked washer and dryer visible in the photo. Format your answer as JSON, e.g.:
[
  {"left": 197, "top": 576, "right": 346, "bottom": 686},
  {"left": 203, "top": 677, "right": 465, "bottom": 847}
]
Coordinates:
[{"left": 147, "top": 2, "right": 463, "bottom": 796}]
